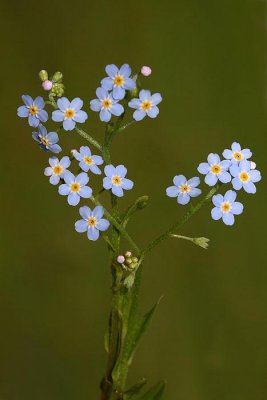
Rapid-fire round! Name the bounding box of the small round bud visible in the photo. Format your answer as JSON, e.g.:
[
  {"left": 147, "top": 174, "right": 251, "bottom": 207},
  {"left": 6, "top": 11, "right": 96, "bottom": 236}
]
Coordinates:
[
  {"left": 51, "top": 83, "right": 64, "bottom": 97},
  {"left": 117, "top": 255, "right": 125, "bottom": 264},
  {"left": 125, "top": 251, "right": 132, "bottom": 258},
  {"left": 42, "top": 80, "right": 53, "bottom": 91},
  {"left": 132, "top": 257, "right": 138, "bottom": 263},
  {"left": 130, "top": 87, "right": 138, "bottom": 97},
  {"left": 125, "top": 257, "right": 132, "bottom": 265},
  {"left": 128, "top": 262, "right": 138, "bottom": 270},
  {"left": 250, "top": 161, "right": 256, "bottom": 170},
  {"left": 141, "top": 66, "right": 152, "bottom": 76},
  {"left": 39, "top": 70, "right": 48, "bottom": 81},
  {"left": 52, "top": 71, "right": 63, "bottom": 83}
]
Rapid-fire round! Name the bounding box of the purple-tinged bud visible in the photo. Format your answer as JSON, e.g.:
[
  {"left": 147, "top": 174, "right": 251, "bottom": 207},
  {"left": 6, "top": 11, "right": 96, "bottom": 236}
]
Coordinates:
[
  {"left": 117, "top": 255, "right": 125, "bottom": 264},
  {"left": 125, "top": 251, "right": 132, "bottom": 258},
  {"left": 250, "top": 161, "right": 256, "bottom": 170},
  {"left": 141, "top": 66, "right": 152, "bottom": 76},
  {"left": 42, "top": 80, "right": 53, "bottom": 91}
]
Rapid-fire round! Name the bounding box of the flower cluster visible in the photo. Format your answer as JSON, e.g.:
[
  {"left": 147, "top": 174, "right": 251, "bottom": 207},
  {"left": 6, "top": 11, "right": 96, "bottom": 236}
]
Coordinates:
[{"left": 166, "top": 142, "right": 261, "bottom": 225}]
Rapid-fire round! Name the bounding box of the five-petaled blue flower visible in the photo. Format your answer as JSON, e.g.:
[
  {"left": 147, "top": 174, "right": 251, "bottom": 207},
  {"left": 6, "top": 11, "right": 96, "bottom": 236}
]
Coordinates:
[
  {"left": 52, "top": 97, "right": 88, "bottom": 131},
  {"left": 17, "top": 95, "right": 48, "bottom": 127},
  {"left": 44, "top": 156, "right": 71, "bottom": 185},
  {"left": 211, "top": 190, "right": 244, "bottom": 226},
  {"left": 230, "top": 160, "right": 261, "bottom": 194},
  {"left": 90, "top": 88, "right": 124, "bottom": 122},
  {"left": 128, "top": 90, "right": 162, "bottom": 121},
  {"left": 32, "top": 125, "right": 62, "bottom": 153},
  {"left": 223, "top": 142, "right": 252, "bottom": 164},
  {"left": 103, "top": 164, "right": 134, "bottom": 197},
  {"left": 166, "top": 175, "right": 202, "bottom": 205},
  {"left": 75, "top": 206, "right": 110, "bottom": 241},
  {"left": 101, "top": 64, "right": 135, "bottom": 100},
  {"left": 73, "top": 146, "right": 104, "bottom": 174},
  {"left": 197, "top": 153, "right": 231, "bottom": 186},
  {"left": 58, "top": 171, "right": 92, "bottom": 206}
]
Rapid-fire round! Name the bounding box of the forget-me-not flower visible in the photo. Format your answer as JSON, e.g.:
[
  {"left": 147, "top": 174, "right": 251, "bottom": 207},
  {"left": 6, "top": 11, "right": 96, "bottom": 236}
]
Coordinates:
[
  {"left": 58, "top": 171, "right": 92, "bottom": 206},
  {"left": 166, "top": 175, "right": 201, "bottom": 205},
  {"left": 197, "top": 153, "right": 231, "bottom": 186},
  {"left": 44, "top": 156, "right": 71, "bottom": 185},
  {"left": 103, "top": 165, "right": 134, "bottom": 197},
  {"left": 90, "top": 88, "right": 124, "bottom": 122},
  {"left": 73, "top": 146, "right": 103, "bottom": 174},
  {"left": 32, "top": 125, "right": 62, "bottom": 153},
  {"left": 52, "top": 97, "right": 88, "bottom": 131},
  {"left": 17, "top": 95, "right": 48, "bottom": 127},
  {"left": 128, "top": 90, "right": 162, "bottom": 121},
  {"left": 101, "top": 64, "right": 135, "bottom": 100},
  {"left": 223, "top": 142, "right": 252, "bottom": 164},
  {"left": 230, "top": 160, "right": 261, "bottom": 194},
  {"left": 211, "top": 190, "right": 243, "bottom": 225},
  {"left": 75, "top": 206, "right": 110, "bottom": 241}
]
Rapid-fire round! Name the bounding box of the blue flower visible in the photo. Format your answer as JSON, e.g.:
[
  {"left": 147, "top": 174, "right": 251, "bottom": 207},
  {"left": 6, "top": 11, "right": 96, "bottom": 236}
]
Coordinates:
[
  {"left": 128, "top": 90, "right": 162, "bottom": 121},
  {"left": 230, "top": 160, "right": 261, "bottom": 193},
  {"left": 166, "top": 175, "right": 201, "bottom": 205},
  {"left": 44, "top": 156, "right": 71, "bottom": 185},
  {"left": 75, "top": 206, "right": 110, "bottom": 241},
  {"left": 90, "top": 88, "right": 124, "bottom": 122},
  {"left": 73, "top": 146, "right": 104, "bottom": 174},
  {"left": 103, "top": 165, "right": 134, "bottom": 197},
  {"left": 101, "top": 64, "right": 135, "bottom": 100},
  {"left": 197, "top": 153, "right": 231, "bottom": 186},
  {"left": 32, "top": 125, "right": 62, "bottom": 153},
  {"left": 58, "top": 171, "right": 92, "bottom": 206},
  {"left": 222, "top": 142, "right": 252, "bottom": 164},
  {"left": 17, "top": 95, "right": 48, "bottom": 127},
  {"left": 52, "top": 97, "right": 88, "bottom": 131},
  {"left": 211, "top": 190, "right": 243, "bottom": 225}
]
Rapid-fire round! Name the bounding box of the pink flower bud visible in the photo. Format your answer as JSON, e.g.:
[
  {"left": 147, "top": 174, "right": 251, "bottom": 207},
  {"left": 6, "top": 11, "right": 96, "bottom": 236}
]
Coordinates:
[
  {"left": 141, "top": 66, "right": 152, "bottom": 77},
  {"left": 250, "top": 161, "right": 256, "bottom": 170},
  {"left": 125, "top": 251, "right": 132, "bottom": 257},
  {"left": 42, "top": 80, "right": 53, "bottom": 91},
  {"left": 117, "top": 255, "right": 125, "bottom": 264}
]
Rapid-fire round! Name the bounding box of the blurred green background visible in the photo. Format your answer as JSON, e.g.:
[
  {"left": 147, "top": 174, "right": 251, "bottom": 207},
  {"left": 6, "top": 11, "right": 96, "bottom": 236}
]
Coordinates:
[{"left": 1, "top": 0, "right": 266, "bottom": 399}]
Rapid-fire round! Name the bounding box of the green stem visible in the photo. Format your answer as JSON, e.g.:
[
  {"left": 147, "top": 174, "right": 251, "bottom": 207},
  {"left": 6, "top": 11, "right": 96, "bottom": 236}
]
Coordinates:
[
  {"left": 75, "top": 127, "right": 102, "bottom": 151},
  {"left": 144, "top": 185, "right": 219, "bottom": 254}
]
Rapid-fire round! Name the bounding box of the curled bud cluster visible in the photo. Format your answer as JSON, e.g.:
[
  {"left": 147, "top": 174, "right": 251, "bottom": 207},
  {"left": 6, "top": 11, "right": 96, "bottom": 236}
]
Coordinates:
[{"left": 117, "top": 251, "right": 139, "bottom": 271}]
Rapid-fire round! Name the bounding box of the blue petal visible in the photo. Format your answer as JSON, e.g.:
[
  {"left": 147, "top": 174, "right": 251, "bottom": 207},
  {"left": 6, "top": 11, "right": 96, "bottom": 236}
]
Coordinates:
[
  {"left": 197, "top": 163, "right": 210, "bottom": 174},
  {"left": 44, "top": 166, "right": 53, "bottom": 176},
  {"left": 151, "top": 93, "right": 162, "bottom": 105},
  {"left": 212, "top": 194, "right": 223, "bottom": 207},
  {"left": 79, "top": 161, "right": 90, "bottom": 172},
  {"left": 90, "top": 99, "right": 102, "bottom": 112},
  {"left": 48, "top": 144, "right": 62, "bottom": 154},
  {"left": 123, "top": 78, "right": 135, "bottom": 90},
  {"left": 242, "top": 149, "right": 252, "bottom": 159},
  {"left": 47, "top": 132, "right": 59, "bottom": 143},
  {"left": 28, "top": 115, "right": 39, "bottom": 127},
  {"left": 208, "top": 153, "right": 220, "bottom": 165},
  {"left": 103, "top": 177, "right": 112, "bottom": 189},
  {"left": 52, "top": 110, "right": 64, "bottom": 122},
  {"left": 115, "top": 165, "right": 127, "bottom": 177},
  {"left": 97, "top": 219, "right": 110, "bottom": 231},
  {"left": 205, "top": 172, "right": 218, "bottom": 186},
  {"left": 113, "top": 86, "right": 125, "bottom": 100},
  {"left": 76, "top": 172, "right": 89, "bottom": 186},
  {"left": 249, "top": 170, "right": 261, "bottom": 183},
  {"left": 50, "top": 175, "right": 60, "bottom": 185},
  {"left": 220, "top": 160, "right": 231, "bottom": 170},
  {"left": 73, "top": 110, "right": 88, "bottom": 123},
  {"left": 60, "top": 156, "right": 71, "bottom": 168},
  {"left": 243, "top": 181, "right": 256, "bottom": 194},
  {"left": 122, "top": 178, "right": 134, "bottom": 190},
  {"left": 112, "top": 186, "right": 124, "bottom": 197},
  {"left": 111, "top": 103, "right": 124, "bottom": 116},
  {"left": 79, "top": 186, "right": 92, "bottom": 198},
  {"left": 63, "top": 119, "right": 76, "bottom": 131},
  {"left": 75, "top": 219, "right": 88, "bottom": 233},
  {"left": 139, "top": 90, "right": 151, "bottom": 101},
  {"left": 147, "top": 106, "right": 159, "bottom": 118},
  {"left": 190, "top": 188, "right": 201, "bottom": 197},
  {"left": 231, "top": 142, "right": 241, "bottom": 151},
  {"left": 222, "top": 149, "right": 232, "bottom": 159},
  {"left": 128, "top": 99, "right": 141, "bottom": 109},
  {"left": 58, "top": 184, "right": 70, "bottom": 195},
  {"left": 101, "top": 77, "right": 113, "bottom": 90},
  {"left": 231, "top": 202, "right": 243, "bottom": 215},
  {"left": 63, "top": 171, "right": 75, "bottom": 184},
  {"left": 90, "top": 165, "right": 101, "bottom": 175},
  {"left": 92, "top": 155, "right": 103, "bottom": 165},
  {"left": 133, "top": 110, "right": 146, "bottom": 121},
  {"left": 96, "top": 87, "right": 108, "bottom": 100},
  {"left": 173, "top": 175, "right": 186, "bottom": 186},
  {"left": 211, "top": 207, "right": 222, "bottom": 220},
  {"left": 178, "top": 193, "right": 190, "bottom": 205},
  {"left": 87, "top": 227, "right": 99, "bottom": 241},
  {"left": 17, "top": 105, "right": 29, "bottom": 117},
  {"left": 104, "top": 165, "right": 116, "bottom": 177},
  {"left": 68, "top": 192, "right": 80, "bottom": 206},
  {"left": 239, "top": 160, "right": 250, "bottom": 172},
  {"left": 187, "top": 176, "right": 200, "bottom": 187},
  {"left": 79, "top": 206, "right": 91, "bottom": 219},
  {"left": 57, "top": 97, "right": 70, "bottom": 111},
  {"left": 218, "top": 171, "right": 231, "bottom": 183},
  {"left": 232, "top": 177, "right": 242, "bottom": 190},
  {"left": 230, "top": 164, "right": 240, "bottom": 177},
  {"left": 100, "top": 109, "right": 111, "bottom": 122},
  {"left": 80, "top": 146, "right": 91, "bottom": 156},
  {"left": 70, "top": 98, "right": 83, "bottom": 110},
  {"left": 92, "top": 206, "right": 104, "bottom": 219},
  {"left": 166, "top": 186, "right": 179, "bottom": 197},
  {"left": 119, "top": 63, "right": 131, "bottom": 77},
  {"left": 22, "top": 95, "right": 33, "bottom": 106},
  {"left": 34, "top": 96, "right": 45, "bottom": 109},
  {"left": 38, "top": 109, "right": 48, "bottom": 122},
  {"left": 224, "top": 190, "right": 236, "bottom": 203},
  {"left": 32, "top": 132, "right": 40, "bottom": 142},
  {"left": 105, "top": 64, "right": 119, "bottom": 78},
  {"left": 222, "top": 213, "right": 235, "bottom": 226}
]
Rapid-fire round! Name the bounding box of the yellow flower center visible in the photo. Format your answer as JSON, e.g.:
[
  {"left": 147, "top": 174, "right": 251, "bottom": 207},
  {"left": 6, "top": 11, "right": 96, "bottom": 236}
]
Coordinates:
[
  {"left": 87, "top": 216, "right": 97, "bottom": 227},
  {"left": 239, "top": 171, "right": 249, "bottom": 182},
  {"left": 140, "top": 100, "right": 152, "bottom": 111},
  {"left": 233, "top": 151, "right": 243, "bottom": 161},
  {"left": 83, "top": 156, "right": 94, "bottom": 165},
  {"left": 113, "top": 75, "right": 125, "bottom": 87},
  {"left": 64, "top": 108, "right": 75, "bottom": 119},
  {"left": 221, "top": 201, "right": 231, "bottom": 213},
  {"left": 29, "top": 105, "right": 38, "bottom": 116},
  {"left": 112, "top": 175, "right": 122, "bottom": 186},
  {"left": 179, "top": 184, "right": 190, "bottom": 193},
  {"left": 211, "top": 164, "right": 221, "bottom": 174},
  {"left": 70, "top": 182, "right": 81, "bottom": 193},
  {"left": 53, "top": 165, "right": 63, "bottom": 175},
  {"left": 101, "top": 98, "right": 112, "bottom": 109},
  {"left": 41, "top": 137, "right": 49, "bottom": 146}
]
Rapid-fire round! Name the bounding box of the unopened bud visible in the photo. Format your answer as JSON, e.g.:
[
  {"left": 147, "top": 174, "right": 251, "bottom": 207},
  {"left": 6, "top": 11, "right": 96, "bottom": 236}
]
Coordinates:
[
  {"left": 42, "top": 80, "right": 53, "bottom": 91},
  {"left": 130, "top": 87, "right": 138, "bottom": 97},
  {"left": 117, "top": 255, "right": 125, "bottom": 264},
  {"left": 125, "top": 251, "right": 132, "bottom": 258},
  {"left": 193, "top": 237, "right": 210, "bottom": 250},
  {"left": 141, "top": 66, "right": 152, "bottom": 76},
  {"left": 250, "top": 161, "right": 256, "bottom": 170},
  {"left": 136, "top": 195, "right": 149, "bottom": 210},
  {"left": 39, "top": 70, "right": 48, "bottom": 81},
  {"left": 51, "top": 83, "right": 64, "bottom": 97},
  {"left": 125, "top": 257, "right": 132, "bottom": 265},
  {"left": 52, "top": 71, "right": 63, "bottom": 83},
  {"left": 132, "top": 257, "right": 138, "bottom": 263},
  {"left": 128, "top": 262, "right": 138, "bottom": 270}
]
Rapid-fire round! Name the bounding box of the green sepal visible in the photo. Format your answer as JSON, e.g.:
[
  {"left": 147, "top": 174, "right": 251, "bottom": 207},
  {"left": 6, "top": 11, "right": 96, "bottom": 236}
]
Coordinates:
[
  {"left": 137, "top": 381, "right": 165, "bottom": 400},
  {"left": 124, "top": 378, "right": 147, "bottom": 399}
]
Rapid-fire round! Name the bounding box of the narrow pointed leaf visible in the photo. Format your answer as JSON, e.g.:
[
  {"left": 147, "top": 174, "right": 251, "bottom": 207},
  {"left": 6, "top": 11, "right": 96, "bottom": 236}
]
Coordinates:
[
  {"left": 124, "top": 378, "right": 147, "bottom": 399},
  {"left": 137, "top": 381, "right": 165, "bottom": 400}
]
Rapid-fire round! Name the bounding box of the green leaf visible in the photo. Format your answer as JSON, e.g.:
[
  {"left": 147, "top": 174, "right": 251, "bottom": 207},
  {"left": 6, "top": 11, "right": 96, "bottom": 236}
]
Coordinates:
[
  {"left": 137, "top": 381, "right": 165, "bottom": 400},
  {"left": 124, "top": 378, "right": 147, "bottom": 399}
]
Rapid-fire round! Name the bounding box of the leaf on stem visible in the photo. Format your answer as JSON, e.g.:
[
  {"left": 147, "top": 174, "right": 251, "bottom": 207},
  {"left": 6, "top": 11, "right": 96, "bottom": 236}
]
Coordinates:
[
  {"left": 124, "top": 378, "right": 147, "bottom": 399},
  {"left": 137, "top": 381, "right": 166, "bottom": 400}
]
